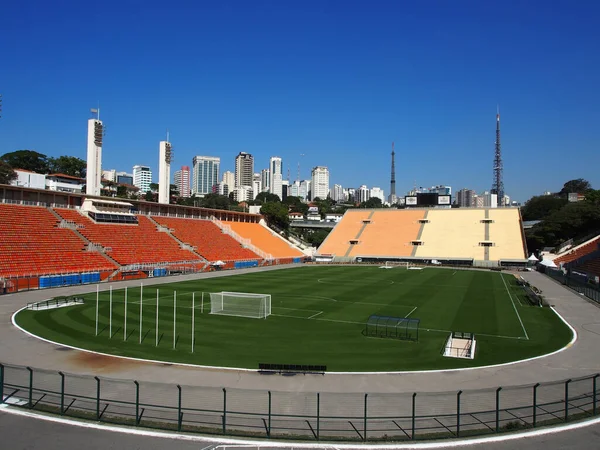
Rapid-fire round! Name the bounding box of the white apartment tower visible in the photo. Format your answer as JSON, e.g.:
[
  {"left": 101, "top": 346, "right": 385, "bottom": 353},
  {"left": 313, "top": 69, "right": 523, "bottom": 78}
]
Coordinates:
[
  {"left": 174, "top": 166, "right": 191, "bottom": 198},
  {"left": 158, "top": 140, "right": 172, "bottom": 204},
  {"left": 269, "top": 156, "right": 283, "bottom": 200},
  {"left": 235, "top": 152, "right": 254, "bottom": 188},
  {"left": 261, "top": 168, "right": 271, "bottom": 193},
  {"left": 192, "top": 156, "right": 220, "bottom": 195},
  {"left": 222, "top": 170, "right": 235, "bottom": 193},
  {"left": 311, "top": 166, "right": 329, "bottom": 200},
  {"left": 86, "top": 113, "right": 104, "bottom": 196},
  {"left": 133, "top": 165, "right": 152, "bottom": 194}
]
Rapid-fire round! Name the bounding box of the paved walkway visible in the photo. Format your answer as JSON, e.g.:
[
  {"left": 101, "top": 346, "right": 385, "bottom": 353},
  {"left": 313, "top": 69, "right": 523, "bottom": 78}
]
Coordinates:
[{"left": 0, "top": 267, "right": 599, "bottom": 394}]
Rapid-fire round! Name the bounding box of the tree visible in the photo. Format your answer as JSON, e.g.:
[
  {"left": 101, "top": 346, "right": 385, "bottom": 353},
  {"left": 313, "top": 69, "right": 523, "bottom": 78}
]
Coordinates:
[
  {"left": 116, "top": 185, "right": 128, "bottom": 198},
  {"left": 145, "top": 191, "right": 155, "bottom": 202},
  {"left": 559, "top": 179, "right": 592, "bottom": 196},
  {"left": 200, "top": 193, "right": 232, "bottom": 210},
  {"left": 584, "top": 189, "right": 600, "bottom": 207},
  {"left": 149, "top": 183, "right": 159, "bottom": 192},
  {"left": 305, "top": 229, "right": 331, "bottom": 247},
  {"left": 0, "top": 160, "right": 17, "bottom": 185},
  {"left": 361, "top": 197, "right": 384, "bottom": 209},
  {"left": 0, "top": 150, "right": 49, "bottom": 173},
  {"left": 520, "top": 195, "right": 568, "bottom": 221},
  {"left": 260, "top": 202, "right": 289, "bottom": 229},
  {"left": 284, "top": 196, "right": 309, "bottom": 215},
  {"left": 48, "top": 155, "right": 86, "bottom": 178},
  {"left": 255, "top": 192, "right": 281, "bottom": 203}
]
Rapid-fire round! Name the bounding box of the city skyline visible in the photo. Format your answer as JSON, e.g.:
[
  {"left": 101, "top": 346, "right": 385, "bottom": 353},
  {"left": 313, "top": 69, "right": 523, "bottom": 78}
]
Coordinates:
[{"left": 1, "top": 2, "right": 599, "bottom": 203}]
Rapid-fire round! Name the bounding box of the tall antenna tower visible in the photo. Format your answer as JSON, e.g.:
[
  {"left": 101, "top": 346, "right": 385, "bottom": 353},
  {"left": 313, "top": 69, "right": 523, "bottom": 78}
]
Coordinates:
[
  {"left": 297, "top": 153, "right": 305, "bottom": 182},
  {"left": 491, "top": 107, "right": 504, "bottom": 207},
  {"left": 390, "top": 142, "right": 396, "bottom": 197}
]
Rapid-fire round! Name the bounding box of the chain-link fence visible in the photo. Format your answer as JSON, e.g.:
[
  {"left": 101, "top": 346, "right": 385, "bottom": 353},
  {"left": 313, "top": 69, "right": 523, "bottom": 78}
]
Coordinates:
[{"left": 1, "top": 363, "right": 598, "bottom": 442}]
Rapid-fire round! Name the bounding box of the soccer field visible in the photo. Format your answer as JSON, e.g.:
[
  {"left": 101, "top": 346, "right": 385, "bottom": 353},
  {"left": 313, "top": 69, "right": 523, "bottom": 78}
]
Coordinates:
[{"left": 15, "top": 266, "right": 573, "bottom": 371}]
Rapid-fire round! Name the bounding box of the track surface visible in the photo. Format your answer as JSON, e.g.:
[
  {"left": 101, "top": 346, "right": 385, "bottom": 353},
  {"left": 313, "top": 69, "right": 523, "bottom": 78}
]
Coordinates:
[{"left": 1, "top": 265, "right": 600, "bottom": 449}]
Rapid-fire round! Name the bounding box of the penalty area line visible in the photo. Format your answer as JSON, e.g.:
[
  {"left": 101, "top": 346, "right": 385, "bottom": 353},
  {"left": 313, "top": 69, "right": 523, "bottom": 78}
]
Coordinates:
[
  {"left": 307, "top": 311, "right": 324, "bottom": 319},
  {"left": 405, "top": 306, "right": 417, "bottom": 318}
]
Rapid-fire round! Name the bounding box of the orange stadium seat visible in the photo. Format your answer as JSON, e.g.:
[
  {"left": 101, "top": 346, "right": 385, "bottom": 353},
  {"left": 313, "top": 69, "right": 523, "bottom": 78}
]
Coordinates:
[
  {"left": 225, "top": 221, "right": 304, "bottom": 258},
  {"left": 152, "top": 217, "right": 259, "bottom": 262},
  {"left": 53, "top": 209, "right": 201, "bottom": 265},
  {"left": 0, "top": 204, "right": 117, "bottom": 277}
]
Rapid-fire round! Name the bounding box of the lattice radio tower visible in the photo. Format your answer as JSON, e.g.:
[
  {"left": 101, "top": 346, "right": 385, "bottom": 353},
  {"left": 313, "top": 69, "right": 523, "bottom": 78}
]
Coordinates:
[
  {"left": 390, "top": 142, "right": 396, "bottom": 198},
  {"left": 491, "top": 107, "right": 504, "bottom": 207}
]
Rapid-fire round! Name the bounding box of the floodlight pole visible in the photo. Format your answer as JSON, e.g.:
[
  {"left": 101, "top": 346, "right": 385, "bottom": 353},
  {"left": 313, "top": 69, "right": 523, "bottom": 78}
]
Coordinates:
[
  {"left": 109, "top": 286, "right": 113, "bottom": 338},
  {"left": 139, "top": 283, "right": 143, "bottom": 344},
  {"left": 192, "top": 292, "right": 195, "bottom": 353},
  {"left": 124, "top": 287, "right": 128, "bottom": 341},
  {"left": 95, "top": 285, "right": 99, "bottom": 336},
  {"left": 173, "top": 291, "right": 177, "bottom": 350},
  {"left": 155, "top": 289, "right": 159, "bottom": 347}
]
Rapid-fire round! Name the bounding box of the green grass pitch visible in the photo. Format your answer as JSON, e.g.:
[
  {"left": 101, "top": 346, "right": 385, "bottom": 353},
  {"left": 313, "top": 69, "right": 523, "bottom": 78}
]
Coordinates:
[{"left": 15, "top": 266, "right": 573, "bottom": 371}]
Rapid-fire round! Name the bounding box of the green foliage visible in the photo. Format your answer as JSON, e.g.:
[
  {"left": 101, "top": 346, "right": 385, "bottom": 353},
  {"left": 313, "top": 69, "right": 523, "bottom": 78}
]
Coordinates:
[
  {"left": 260, "top": 202, "right": 289, "bottom": 229},
  {"left": 559, "top": 178, "right": 592, "bottom": 196},
  {"left": 360, "top": 197, "right": 384, "bottom": 209},
  {"left": 116, "top": 185, "right": 128, "bottom": 198},
  {"left": 526, "top": 201, "right": 600, "bottom": 250},
  {"left": 0, "top": 150, "right": 49, "bottom": 173},
  {"left": 521, "top": 195, "right": 568, "bottom": 221},
  {"left": 305, "top": 228, "right": 331, "bottom": 246},
  {"left": 0, "top": 160, "right": 17, "bottom": 185},
  {"left": 284, "top": 196, "right": 308, "bottom": 215},
  {"left": 144, "top": 191, "right": 155, "bottom": 202},
  {"left": 199, "top": 193, "right": 233, "bottom": 210},
  {"left": 255, "top": 192, "right": 281, "bottom": 203},
  {"left": 585, "top": 189, "right": 600, "bottom": 206},
  {"left": 48, "top": 155, "right": 86, "bottom": 178},
  {"left": 149, "top": 183, "right": 159, "bottom": 192}
]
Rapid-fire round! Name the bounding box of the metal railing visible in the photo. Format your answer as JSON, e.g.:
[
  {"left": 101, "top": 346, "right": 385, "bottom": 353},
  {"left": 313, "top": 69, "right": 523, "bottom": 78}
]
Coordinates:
[{"left": 0, "top": 363, "right": 598, "bottom": 442}]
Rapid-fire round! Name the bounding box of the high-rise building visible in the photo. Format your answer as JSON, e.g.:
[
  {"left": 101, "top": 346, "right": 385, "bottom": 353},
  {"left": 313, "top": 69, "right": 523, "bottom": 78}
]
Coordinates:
[
  {"left": 261, "top": 168, "right": 270, "bottom": 193},
  {"left": 281, "top": 179, "right": 289, "bottom": 201},
  {"left": 299, "top": 180, "right": 311, "bottom": 201},
  {"left": 235, "top": 152, "right": 254, "bottom": 188},
  {"left": 102, "top": 169, "right": 116, "bottom": 182},
  {"left": 86, "top": 113, "right": 104, "bottom": 196},
  {"left": 482, "top": 191, "right": 498, "bottom": 208},
  {"left": 456, "top": 188, "right": 476, "bottom": 207},
  {"left": 252, "top": 173, "right": 262, "bottom": 200},
  {"left": 332, "top": 184, "right": 344, "bottom": 202},
  {"left": 370, "top": 187, "right": 385, "bottom": 203},
  {"left": 232, "top": 186, "right": 253, "bottom": 202},
  {"left": 116, "top": 172, "right": 133, "bottom": 185},
  {"left": 133, "top": 165, "right": 152, "bottom": 194},
  {"left": 174, "top": 166, "right": 191, "bottom": 198},
  {"left": 358, "top": 185, "right": 370, "bottom": 203},
  {"left": 269, "top": 156, "right": 283, "bottom": 200},
  {"left": 192, "top": 156, "right": 220, "bottom": 195},
  {"left": 310, "top": 166, "right": 329, "bottom": 200},
  {"left": 222, "top": 171, "right": 235, "bottom": 193},
  {"left": 158, "top": 140, "right": 172, "bottom": 204}
]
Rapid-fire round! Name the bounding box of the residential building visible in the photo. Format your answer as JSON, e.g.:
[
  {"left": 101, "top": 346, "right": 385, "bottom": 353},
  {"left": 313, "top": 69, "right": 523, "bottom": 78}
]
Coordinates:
[
  {"left": 102, "top": 169, "right": 116, "bottom": 182},
  {"left": 269, "top": 156, "right": 283, "bottom": 200},
  {"left": 310, "top": 166, "right": 329, "bottom": 200},
  {"left": 456, "top": 188, "right": 476, "bottom": 207},
  {"left": 290, "top": 180, "right": 300, "bottom": 198},
  {"left": 252, "top": 173, "right": 262, "bottom": 200},
  {"left": 299, "top": 179, "right": 311, "bottom": 201},
  {"left": 174, "top": 166, "right": 191, "bottom": 198},
  {"left": 232, "top": 186, "right": 253, "bottom": 202},
  {"left": 482, "top": 191, "right": 498, "bottom": 208},
  {"left": 235, "top": 152, "right": 254, "bottom": 188},
  {"left": 358, "top": 185, "right": 370, "bottom": 203},
  {"left": 332, "top": 184, "right": 344, "bottom": 202},
  {"left": 215, "top": 181, "right": 229, "bottom": 196},
  {"left": 133, "top": 165, "right": 152, "bottom": 194},
  {"left": 222, "top": 171, "right": 235, "bottom": 192},
  {"left": 370, "top": 187, "right": 385, "bottom": 203},
  {"left": 261, "top": 168, "right": 270, "bottom": 193},
  {"left": 192, "top": 156, "right": 220, "bottom": 196}
]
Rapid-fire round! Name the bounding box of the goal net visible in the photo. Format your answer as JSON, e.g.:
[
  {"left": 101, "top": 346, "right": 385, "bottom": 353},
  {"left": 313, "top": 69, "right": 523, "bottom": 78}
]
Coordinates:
[
  {"left": 209, "top": 291, "right": 272, "bottom": 319},
  {"left": 380, "top": 261, "right": 411, "bottom": 269}
]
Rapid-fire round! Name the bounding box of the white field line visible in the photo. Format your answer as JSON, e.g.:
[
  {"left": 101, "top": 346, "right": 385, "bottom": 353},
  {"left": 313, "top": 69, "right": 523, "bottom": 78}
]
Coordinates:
[
  {"left": 307, "top": 311, "right": 324, "bottom": 319},
  {"left": 501, "top": 273, "right": 529, "bottom": 340},
  {"left": 405, "top": 306, "right": 417, "bottom": 318}
]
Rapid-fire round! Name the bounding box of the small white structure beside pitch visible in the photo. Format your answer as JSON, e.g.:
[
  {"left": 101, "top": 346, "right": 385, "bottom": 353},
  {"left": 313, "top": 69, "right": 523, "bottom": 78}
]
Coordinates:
[{"left": 444, "top": 332, "right": 476, "bottom": 359}]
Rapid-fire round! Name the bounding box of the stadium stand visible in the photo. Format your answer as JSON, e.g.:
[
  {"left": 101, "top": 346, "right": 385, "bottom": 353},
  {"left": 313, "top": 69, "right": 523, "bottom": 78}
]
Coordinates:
[
  {"left": 0, "top": 204, "right": 117, "bottom": 277},
  {"left": 554, "top": 235, "right": 600, "bottom": 266},
  {"left": 414, "top": 209, "right": 487, "bottom": 260},
  {"left": 347, "top": 209, "right": 425, "bottom": 258},
  {"left": 317, "top": 210, "right": 374, "bottom": 257},
  {"left": 152, "top": 217, "right": 260, "bottom": 262},
  {"left": 54, "top": 209, "right": 201, "bottom": 265},
  {"left": 226, "top": 221, "right": 304, "bottom": 258},
  {"left": 319, "top": 208, "right": 527, "bottom": 264},
  {"left": 578, "top": 257, "right": 600, "bottom": 277},
  {"left": 487, "top": 209, "right": 528, "bottom": 261}
]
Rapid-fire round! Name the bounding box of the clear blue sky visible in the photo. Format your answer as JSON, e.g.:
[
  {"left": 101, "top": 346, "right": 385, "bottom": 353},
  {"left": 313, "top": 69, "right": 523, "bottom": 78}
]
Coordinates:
[{"left": 1, "top": 0, "right": 599, "bottom": 202}]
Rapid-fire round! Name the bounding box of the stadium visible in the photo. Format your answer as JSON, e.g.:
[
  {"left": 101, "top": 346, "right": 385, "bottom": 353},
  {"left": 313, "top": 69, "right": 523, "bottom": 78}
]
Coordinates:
[{"left": 1, "top": 182, "right": 600, "bottom": 446}]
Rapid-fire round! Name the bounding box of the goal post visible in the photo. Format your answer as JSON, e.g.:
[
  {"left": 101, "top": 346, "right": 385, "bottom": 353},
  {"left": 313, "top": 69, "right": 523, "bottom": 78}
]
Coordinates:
[{"left": 209, "top": 291, "right": 271, "bottom": 319}]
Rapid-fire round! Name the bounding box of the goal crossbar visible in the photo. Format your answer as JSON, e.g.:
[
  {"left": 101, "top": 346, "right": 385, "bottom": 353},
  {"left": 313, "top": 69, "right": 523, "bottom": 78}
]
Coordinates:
[{"left": 210, "top": 291, "right": 271, "bottom": 319}]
